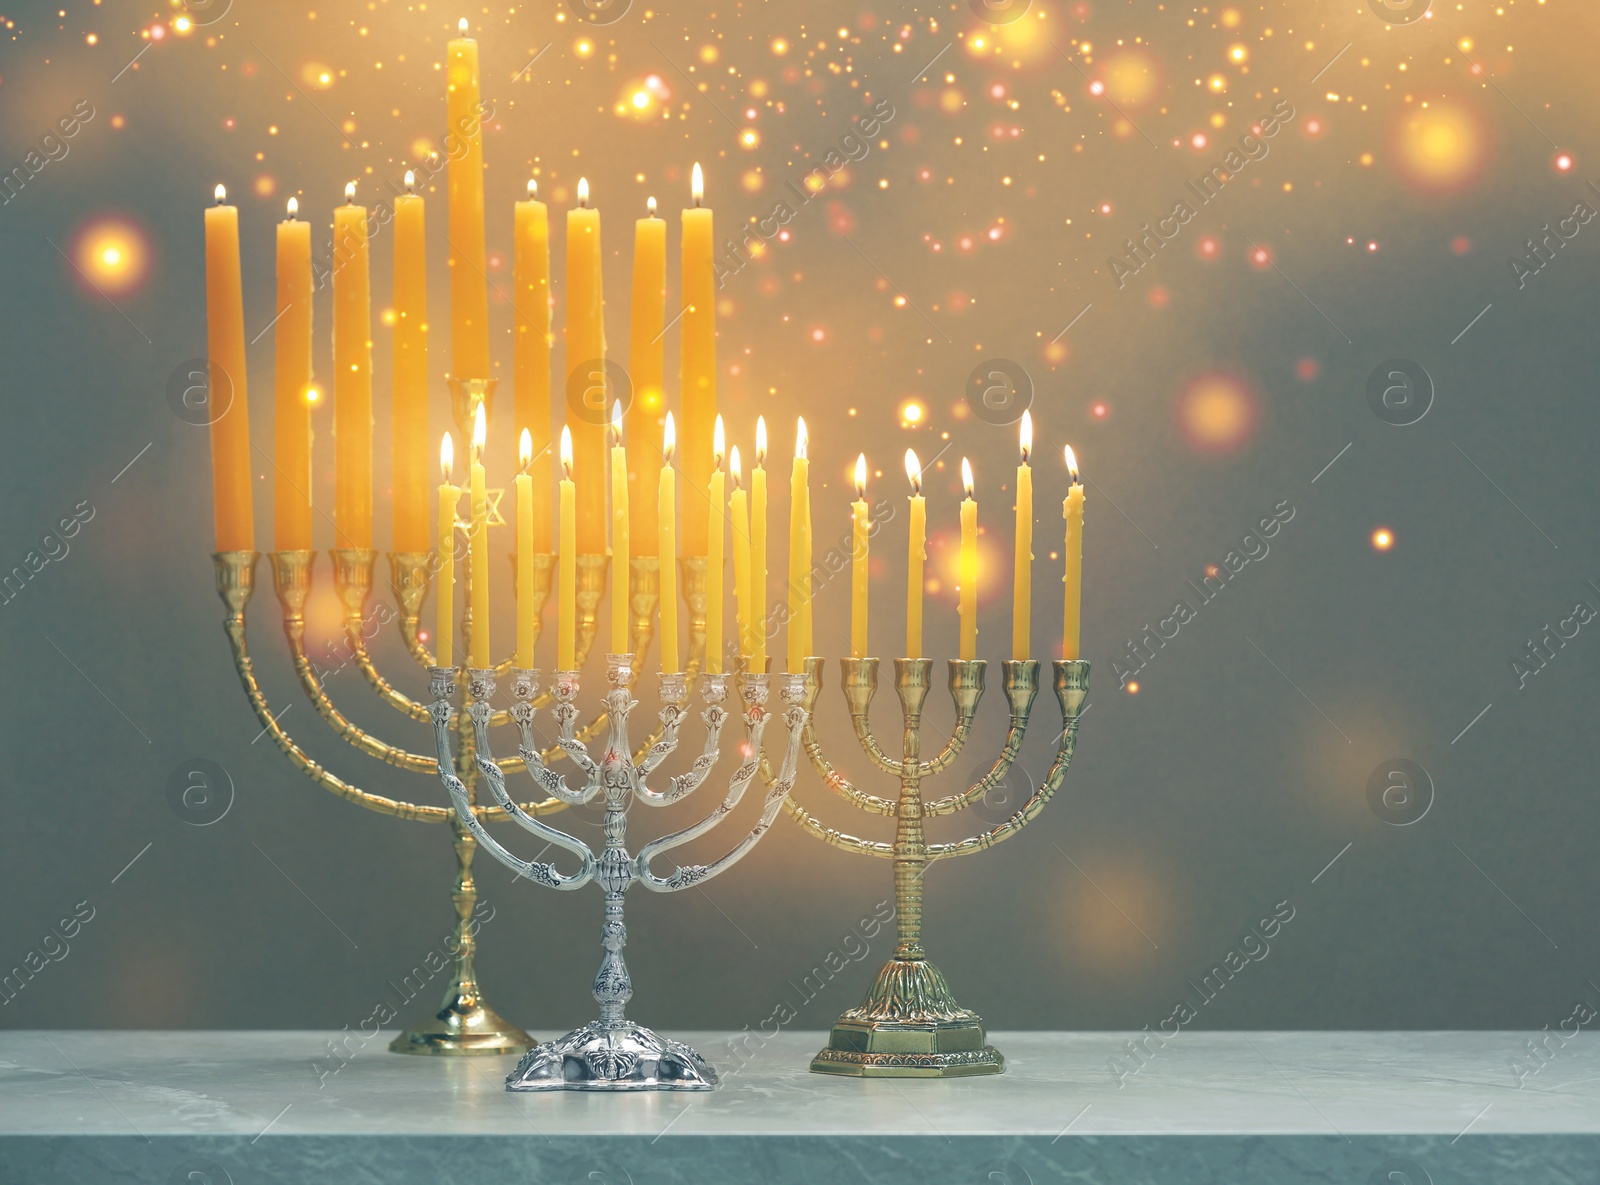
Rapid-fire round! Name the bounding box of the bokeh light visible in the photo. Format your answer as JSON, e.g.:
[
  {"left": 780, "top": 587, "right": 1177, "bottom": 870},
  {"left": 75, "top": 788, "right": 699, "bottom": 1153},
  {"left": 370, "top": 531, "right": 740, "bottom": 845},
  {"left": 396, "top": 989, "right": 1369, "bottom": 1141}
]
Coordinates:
[
  {"left": 1391, "top": 102, "right": 1492, "bottom": 195},
  {"left": 1177, "top": 373, "right": 1258, "bottom": 453},
  {"left": 1097, "top": 49, "right": 1161, "bottom": 111},
  {"left": 71, "top": 216, "right": 150, "bottom": 295},
  {"left": 1371, "top": 527, "right": 1395, "bottom": 551}
]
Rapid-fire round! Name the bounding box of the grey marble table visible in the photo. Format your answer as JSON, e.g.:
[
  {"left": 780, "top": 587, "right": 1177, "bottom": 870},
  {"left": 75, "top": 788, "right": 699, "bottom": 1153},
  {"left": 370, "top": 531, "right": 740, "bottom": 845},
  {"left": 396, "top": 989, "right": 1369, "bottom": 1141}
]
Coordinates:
[{"left": 0, "top": 1030, "right": 1593, "bottom": 1183}]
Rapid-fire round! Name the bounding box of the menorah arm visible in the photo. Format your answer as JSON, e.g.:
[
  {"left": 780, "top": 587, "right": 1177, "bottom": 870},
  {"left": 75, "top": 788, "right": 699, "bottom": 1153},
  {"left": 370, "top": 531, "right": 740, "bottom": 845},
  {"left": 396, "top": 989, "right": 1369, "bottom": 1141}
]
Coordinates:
[
  {"left": 925, "top": 660, "right": 1039, "bottom": 816},
  {"left": 781, "top": 799, "right": 893, "bottom": 858},
  {"left": 636, "top": 676, "right": 803, "bottom": 891},
  {"left": 439, "top": 671, "right": 595, "bottom": 890},
  {"left": 504, "top": 670, "right": 601, "bottom": 805},
  {"left": 929, "top": 660, "right": 1088, "bottom": 861},
  {"left": 216, "top": 551, "right": 455, "bottom": 822},
  {"left": 915, "top": 661, "right": 987, "bottom": 779},
  {"left": 635, "top": 673, "right": 727, "bottom": 806}
]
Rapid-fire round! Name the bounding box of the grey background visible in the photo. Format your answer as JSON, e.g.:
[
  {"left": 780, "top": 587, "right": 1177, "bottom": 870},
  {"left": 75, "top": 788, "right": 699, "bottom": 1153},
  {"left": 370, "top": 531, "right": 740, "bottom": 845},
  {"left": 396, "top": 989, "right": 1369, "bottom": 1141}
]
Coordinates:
[{"left": 2, "top": 0, "right": 1598, "bottom": 1043}]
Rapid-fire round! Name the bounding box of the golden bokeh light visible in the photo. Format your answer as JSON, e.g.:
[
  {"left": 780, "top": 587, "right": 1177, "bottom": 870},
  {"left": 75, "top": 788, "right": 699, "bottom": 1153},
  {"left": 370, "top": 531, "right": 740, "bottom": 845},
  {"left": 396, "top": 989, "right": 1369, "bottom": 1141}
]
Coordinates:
[
  {"left": 73, "top": 217, "right": 150, "bottom": 295},
  {"left": 1391, "top": 102, "right": 1492, "bottom": 194},
  {"left": 1178, "top": 374, "right": 1257, "bottom": 453}
]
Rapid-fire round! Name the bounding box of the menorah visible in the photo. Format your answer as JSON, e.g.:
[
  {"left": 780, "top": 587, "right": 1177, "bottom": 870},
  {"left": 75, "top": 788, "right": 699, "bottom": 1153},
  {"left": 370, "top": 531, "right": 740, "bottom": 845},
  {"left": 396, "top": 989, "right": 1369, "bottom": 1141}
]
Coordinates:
[
  {"left": 782, "top": 653, "right": 1090, "bottom": 1077},
  {"left": 213, "top": 380, "right": 711, "bottom": 1056},
  {"left": 435, "top": 654, "right": 806, "bottom": 1091}
]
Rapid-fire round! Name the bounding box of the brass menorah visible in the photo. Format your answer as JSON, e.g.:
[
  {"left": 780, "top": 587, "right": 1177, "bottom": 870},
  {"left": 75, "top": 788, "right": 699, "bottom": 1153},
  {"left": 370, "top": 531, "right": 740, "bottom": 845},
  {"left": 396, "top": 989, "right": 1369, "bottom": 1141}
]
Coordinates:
[
  {"left": 783, "top": 654, "right": 1090, "bottom": 1077},
  {"left": 212, "top": 379, "right": 710, "bottom": 1055}
]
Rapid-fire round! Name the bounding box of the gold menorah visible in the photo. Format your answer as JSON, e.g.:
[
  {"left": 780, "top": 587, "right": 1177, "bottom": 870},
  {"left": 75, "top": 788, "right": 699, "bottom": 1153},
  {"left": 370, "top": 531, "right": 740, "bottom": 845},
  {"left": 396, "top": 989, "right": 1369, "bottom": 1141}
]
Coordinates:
[
  {"left": 783, "top": 654, "right": 1090, "bottom": 1077},
  {"left": 212, "top": 379, "right": 710, "bottom": 1055}
]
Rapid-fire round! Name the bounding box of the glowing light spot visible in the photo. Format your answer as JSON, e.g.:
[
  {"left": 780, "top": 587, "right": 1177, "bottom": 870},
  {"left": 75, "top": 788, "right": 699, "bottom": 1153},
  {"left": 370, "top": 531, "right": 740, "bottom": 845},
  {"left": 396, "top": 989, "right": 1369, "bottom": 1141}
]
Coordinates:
[
  {"left": 1099, "top": 202, "right": 1113, "bottom": 216},
  {"left": 173, "top": 15, "right": 191, "bottom": 33},
  {"left": 1371, "top": 527, "right": 1394, "bottom": 551},
  {"left": 1178, "top": 373, "right": 1258, "bottom": 453},
  {"left": 1197, "top": 235, "right": 1221, "bottom": 260},
  {"left": 72, "top": 217, "right": 149, "bottom": 295},
  {"left": 1207, "top": 73, "right": 1227, "bottom": 93},
  {"left": 901, "top": 401, "right": 924, "bottom": 425},
  {"left": 575, "top": 39, "right": 594, "bottom": 58},
  {"left": 1555, "top": 152, "right": 1575, "bottom": 173},
  {"left": 1191, "top": 132, "right": 1209, "bottom": 149},
  {"left": 1090, "top": 400, "right": 1109, "bottom": 420},
  {"left": 1451, "top": 235, "right": 1472, "bottom": 255},
  {"left": 809, "top": 326, "right": 828, "bottom": 344},
  {"left": 632, "top": 90, "right": 650, "bottom": 109},
  {"left": 770, "top": 37, "right": 788, "bottom": 55},
  {"left": 741, "top": 128, "right": 760, "bottom": 147},
  {"left": 1249, "top": 244, "right": 1273, "bottom": 269},
  {"left": 1296, "top": 358, "right": 1319, "bottom": 382},
  {"left": 1367, "top": 241, "right": 1379, "bottom": 253},
  {"left": 1228, "top": 44, "right": 1247, "bottom": 62},
  {"left": 1126, "top": 680, "right": 1140, "bottom": 694},
  {"left": 1392, "top": 102, "right": 1491, "bottom": 194},
  {"left": 1099, "top": 49, "right": 1160, "bottom": 110}
]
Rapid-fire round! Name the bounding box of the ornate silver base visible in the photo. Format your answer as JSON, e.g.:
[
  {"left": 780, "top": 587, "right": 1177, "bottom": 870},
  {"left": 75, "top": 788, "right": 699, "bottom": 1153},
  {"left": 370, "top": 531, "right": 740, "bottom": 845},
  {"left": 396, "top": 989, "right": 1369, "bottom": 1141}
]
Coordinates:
[{"left": 505, "top": 1020, "right": 719, "bottom": 1091}]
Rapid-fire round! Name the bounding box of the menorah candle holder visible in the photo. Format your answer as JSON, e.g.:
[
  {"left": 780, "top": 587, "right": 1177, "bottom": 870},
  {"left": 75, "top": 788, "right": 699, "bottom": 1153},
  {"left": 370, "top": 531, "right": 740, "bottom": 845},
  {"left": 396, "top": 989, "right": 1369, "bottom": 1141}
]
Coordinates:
[
  {"left": 436, "top": 653, "right": 807, "bottom": 1091},
  {"left": 783, "top": 655, "right": 1090, "bottom": 1077},
  {"left": 211, "top": 377, "right": 713, "bottom": 1056}
]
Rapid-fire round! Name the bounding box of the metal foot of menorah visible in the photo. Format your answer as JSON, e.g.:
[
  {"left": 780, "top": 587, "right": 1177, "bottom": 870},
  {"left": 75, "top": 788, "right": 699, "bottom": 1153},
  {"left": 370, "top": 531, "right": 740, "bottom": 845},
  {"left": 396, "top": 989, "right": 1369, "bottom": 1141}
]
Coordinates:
[
  {"left": 784, "top": 655, "right": 1090, "bottom": 1077},
  {"left": 432, "top": 655, "right": 806, "bottom": 1090}
]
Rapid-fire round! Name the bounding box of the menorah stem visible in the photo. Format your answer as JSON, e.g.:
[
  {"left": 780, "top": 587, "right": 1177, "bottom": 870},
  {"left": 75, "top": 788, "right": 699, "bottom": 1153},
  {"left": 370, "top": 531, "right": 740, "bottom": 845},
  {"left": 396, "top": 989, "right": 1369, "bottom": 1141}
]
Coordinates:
[
  {"left": 594, "top": 883, "right": 632, "bottom": 1028},
  {"left": 891, "top": 658, "right": 932, "bottom": 960}
]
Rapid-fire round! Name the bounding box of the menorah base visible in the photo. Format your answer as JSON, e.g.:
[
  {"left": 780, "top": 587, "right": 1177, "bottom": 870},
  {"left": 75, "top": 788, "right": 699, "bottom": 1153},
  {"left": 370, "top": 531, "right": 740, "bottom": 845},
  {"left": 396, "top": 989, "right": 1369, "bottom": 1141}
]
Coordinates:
[
  {"left": 505, "top": 1020, "right": 719, "bottom": 1091},
  {"left": 810, "top": 956, "right": 1005, "bottom": 1078},
  {"left": 387, "top": 994, "right": 534, "bottom": 1057}
]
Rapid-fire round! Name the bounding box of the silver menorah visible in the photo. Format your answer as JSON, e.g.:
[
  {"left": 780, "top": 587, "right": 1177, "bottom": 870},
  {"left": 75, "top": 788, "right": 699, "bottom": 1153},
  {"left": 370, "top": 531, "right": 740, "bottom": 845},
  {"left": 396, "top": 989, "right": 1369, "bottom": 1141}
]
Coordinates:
[{"left": 429, "top": 655, "right": 807, "bottom": 1091}]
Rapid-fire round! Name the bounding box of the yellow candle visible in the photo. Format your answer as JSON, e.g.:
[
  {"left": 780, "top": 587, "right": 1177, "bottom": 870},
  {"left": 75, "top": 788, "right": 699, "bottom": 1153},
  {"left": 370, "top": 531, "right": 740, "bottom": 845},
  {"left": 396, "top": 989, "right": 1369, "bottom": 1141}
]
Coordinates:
[
  {"left": 1012, "top": 411, "right": 1033, "bottom": 662},
  {"left": 680, "top": 165, "right": 717, "bottom": 555},
  {"left": 559, "top": 426, "right": 577, "bottom": 670},
  {"left": 959, "top": 458, "right": 978, "bottom": 662},
  {"left": 567, "top": 179, "right": 606, "bottom": 553},
  {"left": 730, "top": 448, "right": 751, "bottom": 661},
  {"left": 906, "top": 449, "right": 925, "bottom": 660},
  {"left": 516, "top": 430, "right": 535, "bottom": 669},
  {"left": 628, "top": 199, "right": 665, "bottom": 551},
  {"left": 786, "top": 418, "right": 812, "bottom": 672},
  {"left": 610, "top": 402, "right": 630, "bottom": 655},
  {"left": 706, "top": 415, "right": 726, "bottom": 674},
  {"left": 204, "top": 185, "right": 254, "bottom": 552},
  {"left": 273, "top": 198, "right": 313, "bottom": 552},
  {"left": 468, "top": 404, "right": 490, "bottom": 669},
  {"left": 333, "top": 182, "right": 372, "bottom": 550},
  {"left": 447, "top": 20, "right": 489, "bottom": 381},
  {"left": 851, "top": 453, "right": 869, "bottom": 659},
  {"left": 514, "top": 180, "right": 553, "bottom": 554},
  {"left": 392, "top": 174, "right": 430, "bottom": 554},
  {"left": 437, "top": 434, "right": 459, "bottom": 669},
  {"left": 751, "top": 417, "right": 768, "bottom": 670},
  {"left": 1063, "top": 445, "right": 1085, "bottom": 661},
  {"left": 658, "top": 413, "right": 680, "bottom": 674}
]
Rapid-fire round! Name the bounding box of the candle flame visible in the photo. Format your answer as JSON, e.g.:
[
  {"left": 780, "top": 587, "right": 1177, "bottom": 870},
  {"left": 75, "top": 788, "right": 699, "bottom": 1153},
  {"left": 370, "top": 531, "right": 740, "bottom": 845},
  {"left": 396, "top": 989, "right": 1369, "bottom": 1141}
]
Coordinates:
[
  {"left": 440, "top": 432, "right": 455, "bottom": 482},
  {"left": 855, "top": 452, "right": 867, "bottom": 498},
  {"left": 663, "top": 410, "right": 676, "bottom": 462},
  {"left": 755, "top": 415, "right": 768, "bottom": 465},
  {"left": 1019, "top": 409, "right": 1032, "bottom": 463},
  {"left": 962, "top": 457, "right": 975, "bottom": 500},
  {"left": 527, "top": 178, "right": 538, "bottom": 200},
  {"left": 1063, "top": 443, "right": 1081, "bottom": 484},
  {"left": 713, "top": 414, "right": 726, "bottom": 467},
  {"left": 560, "top": 424, "right": 574, "bottom": 479},
  {"left": 471, "top": 402, "right": 487, "bottom": 458},
  {"left": 905, "top": 448, "right": 922, "bottom": 494},
  {"left": 691, "top": 162, "right": 704, "bottom": 206},
  {"left": 214, "top": 183, "right": 226, "bottom": 204},
  {"left": 610, "top": 399, "right": 624, "bottom": 445},
  {"left": 647, "top": 195, "right": 657, "bottom": 217},
  {"left": 458, "top": 16, "right": 469, "bottom": 34},
  {"left": 286, "top": 196, "right": 299, "bottom": 219},
  {"left": 730, "top": 445, "right": 743, "bottom": 489},
  {"left": 577, "top": 177, "right": 589, "bottom": 208},
  {"left": 344, "top": 180, "right": 356, "bottom": 204},
  {"left": 519, "top": 428, "right": 533, "bottom": 472},
  {"left": 795, "top": 416, "right": 808, "bottom": 461},
  {"left": 404, "top": 170, "right": 415, "bottom": 193}
]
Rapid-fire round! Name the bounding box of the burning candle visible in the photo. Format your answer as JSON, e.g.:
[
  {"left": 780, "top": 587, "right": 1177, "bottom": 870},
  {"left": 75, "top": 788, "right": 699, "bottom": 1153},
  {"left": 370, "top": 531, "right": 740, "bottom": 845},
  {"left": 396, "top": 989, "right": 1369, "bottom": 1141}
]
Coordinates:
[
  {"left": 706, "top": 415, "right": 726, "bottom": 674},
  {"left": 468, "top": 403, "right": 490, "bottom": 669},
  {"left": 1063, "top": 445, "right": 1085, "bottom": 661},
  {"left": 333, "top": 181, "right": 372, "bottom": 550},
  {"left": 514, "top": 179, "right": 553, "bottom": 554},
  {"left": 851, "top": 453, "right": 869, "bottom": 659},
  {"left": 787, "top": 418, "right": 812, "bottom": 672},
  {"left": 628, "top": 196, "right": 665, "bottom": 551},
  {"left": 203, "top": 185, "right": 254, "bottom": 552},
  {"left": 1012, "top": 411, "right": 1033, "bottom": 662},
  {"left": 959, "top": 458, "right": 978, "bottom": 662},
  {"left": 447, "top": 18, "right": 489, "bottom": 381},
  {"left": 905, "top": 449, "right": 925, "bottom": 660},
  {"left": 558, "top": 426, "right": 577, "bottom": 671},
  {"left": 680, "top": 164, "right": 716, "bottom": 555},
  {"left": 567, "top": 177, "right": 606, "bottom": 553},
  {"left": 751, "top": 418, "right": 768, "bottom": 670},
  {"left": 731, "top": 446, "right": 751, "bottom": 661},
  {"left": 658, "top": 412, "right": 679, "bottom": 674},
  {"left": 437, "top": 433, "right": 459, "bottom": 668},
  {"left": 610, "top": 401, "right": 630, "bottom": 655},
  {"left": 516, "top": 429, "right": 535, "bottom": 669},
  {"left": 392, "top": 173, "right": 430, "bottom": 554},
  {"left": 273, "top": 196, "right": 313, "bottom": 553}
]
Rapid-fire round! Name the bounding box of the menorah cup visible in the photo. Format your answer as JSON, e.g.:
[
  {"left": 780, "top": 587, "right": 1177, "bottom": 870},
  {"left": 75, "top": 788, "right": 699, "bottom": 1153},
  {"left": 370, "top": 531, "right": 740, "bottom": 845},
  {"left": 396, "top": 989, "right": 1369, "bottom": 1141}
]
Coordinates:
[
  {"left": 781, "top": 654, "right": 1090, "bottom": 1077},
  {"left": 435, "top": 654, "right": 807, "bottom": 1091},
  {"left": 211, "top": 378, "right": 710, "bottom": 1056}
]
